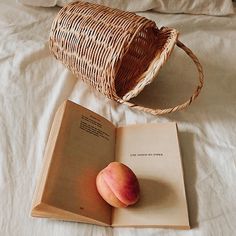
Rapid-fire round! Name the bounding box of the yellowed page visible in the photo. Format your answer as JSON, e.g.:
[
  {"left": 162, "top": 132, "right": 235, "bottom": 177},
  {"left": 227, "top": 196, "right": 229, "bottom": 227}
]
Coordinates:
[
  {"left": 112, "top": 123, "right": 189, "bottom": 229},
  {"left": 36, "top": 100, "right": 115, "bottom": 225}
]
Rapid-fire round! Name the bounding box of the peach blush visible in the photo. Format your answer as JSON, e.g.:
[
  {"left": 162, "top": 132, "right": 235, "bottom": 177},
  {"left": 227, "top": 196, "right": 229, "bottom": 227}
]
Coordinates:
[{"left": 96, "top": 162, "right": 140, "bottom": 208}]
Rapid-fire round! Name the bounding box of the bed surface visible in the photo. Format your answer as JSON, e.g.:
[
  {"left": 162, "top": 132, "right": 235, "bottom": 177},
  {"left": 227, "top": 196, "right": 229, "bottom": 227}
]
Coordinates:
[{"left": 0, "top": 0, "right": 236, "bottom": 235}]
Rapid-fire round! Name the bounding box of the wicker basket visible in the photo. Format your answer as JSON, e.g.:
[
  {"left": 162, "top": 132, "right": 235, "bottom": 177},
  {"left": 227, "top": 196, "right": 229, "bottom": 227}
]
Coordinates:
[{"left": 49, "top": 1, "right": 204, "bottom": 115}]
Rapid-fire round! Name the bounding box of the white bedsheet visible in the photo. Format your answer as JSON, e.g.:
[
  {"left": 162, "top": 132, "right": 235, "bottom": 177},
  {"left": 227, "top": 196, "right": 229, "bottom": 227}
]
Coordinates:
[{"left": 0, "top": 1, "right": 236, "bottom": 235}]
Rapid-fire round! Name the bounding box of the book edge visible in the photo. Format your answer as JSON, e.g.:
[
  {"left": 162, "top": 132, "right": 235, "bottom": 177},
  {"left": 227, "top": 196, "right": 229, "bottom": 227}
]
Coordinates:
[
  {"left": 31, "top": 202, "right": 109, "bottom": 227},
  {"left": 117, "top": 121, "right": 176, "bottom": 129},
  {"left": 111, "top": 223, "right": 190, "bottom": 229},
  {"left": 31, "top": 101, "right": 67, "bottom": 210},
  {"left": 175, "top": 123, "right": 190, "bottom": 228}
]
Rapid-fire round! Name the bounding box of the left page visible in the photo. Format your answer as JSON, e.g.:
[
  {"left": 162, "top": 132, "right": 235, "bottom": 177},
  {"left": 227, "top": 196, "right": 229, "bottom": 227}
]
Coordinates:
[{"left": 32, "top": 100, "right": 115, "bottom": 225}]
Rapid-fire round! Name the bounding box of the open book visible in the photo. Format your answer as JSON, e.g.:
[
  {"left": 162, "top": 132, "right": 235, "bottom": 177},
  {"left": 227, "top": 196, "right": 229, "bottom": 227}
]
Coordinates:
[{"left": 31, "top": 100, "right": 189, "bottom": 229}]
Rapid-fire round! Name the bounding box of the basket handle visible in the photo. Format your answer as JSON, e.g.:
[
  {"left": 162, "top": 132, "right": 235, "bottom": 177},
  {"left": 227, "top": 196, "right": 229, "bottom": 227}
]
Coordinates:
[{"left": 122, "top": 40, "right": 204, "bottom": 115}]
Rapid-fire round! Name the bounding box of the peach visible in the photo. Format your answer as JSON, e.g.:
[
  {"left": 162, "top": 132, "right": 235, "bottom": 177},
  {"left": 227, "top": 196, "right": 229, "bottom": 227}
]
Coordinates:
[{"left": 96, "top": 162, "right": 140, "bottom": 208}]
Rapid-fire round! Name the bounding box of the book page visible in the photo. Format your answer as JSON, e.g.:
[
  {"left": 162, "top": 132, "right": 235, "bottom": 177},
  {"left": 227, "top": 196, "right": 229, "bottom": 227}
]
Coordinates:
[
  {"left": 41, "top": 101, "right": 115, "bottom": 225},
  {"left": 113, "top": 123, "right": 189, "bottom": 229}
]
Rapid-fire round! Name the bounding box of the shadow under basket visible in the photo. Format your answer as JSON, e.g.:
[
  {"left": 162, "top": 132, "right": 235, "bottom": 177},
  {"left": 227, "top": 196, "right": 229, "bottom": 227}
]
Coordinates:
[{"left": 49, "top": 1, "right": 204, "bottom": 115}]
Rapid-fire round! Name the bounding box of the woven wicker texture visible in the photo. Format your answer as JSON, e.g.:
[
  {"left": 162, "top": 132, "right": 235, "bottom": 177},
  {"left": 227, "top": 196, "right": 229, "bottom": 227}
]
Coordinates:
[{"left": 49, "top": 1, "right": 204, "bottom": 115}]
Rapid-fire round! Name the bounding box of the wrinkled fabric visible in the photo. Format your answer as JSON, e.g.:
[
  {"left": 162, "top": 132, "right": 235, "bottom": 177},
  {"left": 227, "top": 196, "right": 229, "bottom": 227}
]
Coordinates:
[
  {"left": 17, "top": 0, "right": 234, "bottom": 15},
  {"left": 0, "top": 0, "right": 236, "bottom": 236}
]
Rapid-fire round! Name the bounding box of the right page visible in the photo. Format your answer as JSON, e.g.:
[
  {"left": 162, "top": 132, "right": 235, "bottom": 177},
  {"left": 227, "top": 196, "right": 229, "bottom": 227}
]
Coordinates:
[{"left": 113, "top": 122, "right": 189, "bottom": 229}]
